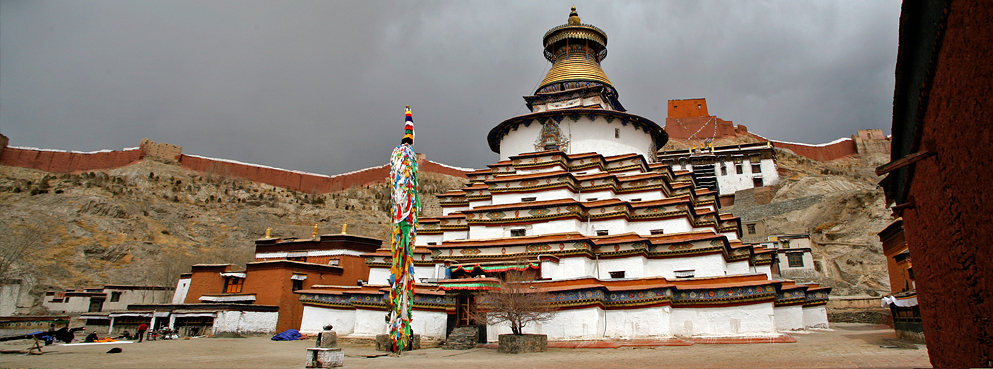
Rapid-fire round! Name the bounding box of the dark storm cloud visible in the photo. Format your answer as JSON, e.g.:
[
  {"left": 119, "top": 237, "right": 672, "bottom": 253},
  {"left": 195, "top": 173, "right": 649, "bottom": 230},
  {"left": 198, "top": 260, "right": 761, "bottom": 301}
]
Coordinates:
[{"left": 0, "top": 1, "right": 900, "bottom": 175}]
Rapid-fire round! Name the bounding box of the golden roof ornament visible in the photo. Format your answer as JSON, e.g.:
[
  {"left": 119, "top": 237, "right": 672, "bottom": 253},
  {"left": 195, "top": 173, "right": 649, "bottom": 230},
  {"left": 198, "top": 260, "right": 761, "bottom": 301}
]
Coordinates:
[
  {"left": 313, "top": 223, "right": 319, "bottom": 238},
  {"left": 265, "top": 227, "right": 272, "bottom": 238},
  {"left": 568, "top": 6, "right": 581, "bottom": 25},
  {"left": 341, "top": 223, "right": 348, "bottom": 235}
]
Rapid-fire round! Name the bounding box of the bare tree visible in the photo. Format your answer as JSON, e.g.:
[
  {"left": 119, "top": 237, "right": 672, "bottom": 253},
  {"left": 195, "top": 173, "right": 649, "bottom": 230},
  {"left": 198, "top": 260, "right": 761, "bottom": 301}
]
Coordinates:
[
  {"left": 0, "top": 222, "right": 38, "bottom": 282},
  {"left": 470, "top": 270, "right": 556, "bottom": 335}
]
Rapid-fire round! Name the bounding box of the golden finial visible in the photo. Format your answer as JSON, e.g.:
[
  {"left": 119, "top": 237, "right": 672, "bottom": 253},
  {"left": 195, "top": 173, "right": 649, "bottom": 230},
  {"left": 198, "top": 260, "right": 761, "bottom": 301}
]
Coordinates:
[
  {"left": 341, "top": 223, "right": 348, "bottom": 235},
  {"left": 568, "top": 6, "right": 581, "bottom": 25},
  {"left": 313, "top": 223, "right": 319, "bottom": 238},
  {"left": 265, "top": 227, "right": 272, "bottom": 238}
]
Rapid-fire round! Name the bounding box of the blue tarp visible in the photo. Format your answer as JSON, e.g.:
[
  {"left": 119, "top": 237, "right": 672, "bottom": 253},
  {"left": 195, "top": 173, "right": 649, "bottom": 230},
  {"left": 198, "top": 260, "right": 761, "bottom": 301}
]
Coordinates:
[{"left": 271, "top": 329, "right": 301, "bottom": 341}]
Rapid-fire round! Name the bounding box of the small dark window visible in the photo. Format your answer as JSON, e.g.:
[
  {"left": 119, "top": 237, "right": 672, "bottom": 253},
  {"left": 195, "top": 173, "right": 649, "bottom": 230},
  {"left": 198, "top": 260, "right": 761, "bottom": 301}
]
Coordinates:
[
  {"left": 735, "top": 164, "right": 743, "bottom": 174},
  {"left": 596, "top": 230, "right": 609, "bottom": 236},
  {"left": 609, "top": 271, "right": 625, "bottom": 279},
  {"left": 288, "top": 256, "right": 306, "bottom": 262},
  {"left": 615, "top": 128, "right": 620, "bottom": 138},
  {"left": 110, "top": 292, "right": 122, "bottom": 302},
  {"left": 753, "top": 178, "right": 764, "bottom": 187},
  {"left": 787, "top": 253, "right": 804, "bottom": 268},
  {"left": 427, "top": 242, "right": 437, "bottom": 245},
  {"left": 751, "top": 162, "right": 762, "bottom": 173},
  {"left": 224, "top": 277, "right": 244, "bottom": 294},
  {"left": 586, "top": 197, "right": 598, "bottom": 201},
  {"left": 544, "top": 144, "right": 558, "bottom": 151},
  {"left": 720, "top": 165, "right": 727, "bottom": 176},
  {"left": 630, "top": 198, "right": 641, "bottom": 202},
  {"left": 781, "top": 240, "right": 790, "bottom": 249},
  {"left": 511, "top": 229, "right": 526, "bottom": 237},
  {"left": 64, "top": 296, "right": 70, "bottom": 303},
  {"left": 650, "top": 229, "right": 664, "bottom": 235},
  {"left": 907, "top": 267, "right": 914, "bottom": 280},
  {"left": 746, "top": 224, "right": 756, "bottom": 234},
  {"left": 521, "top": 197, "right": 537, "bottom": 202},
  {"left": 292, "top": 279, "right": 303, "bottom": 291}
]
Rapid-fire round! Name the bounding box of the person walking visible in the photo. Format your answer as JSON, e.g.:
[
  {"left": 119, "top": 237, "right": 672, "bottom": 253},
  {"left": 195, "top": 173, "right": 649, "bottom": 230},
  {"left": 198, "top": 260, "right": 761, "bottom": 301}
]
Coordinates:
[{"left": 136, "top": 323, "right": 148, "bottom": 343}]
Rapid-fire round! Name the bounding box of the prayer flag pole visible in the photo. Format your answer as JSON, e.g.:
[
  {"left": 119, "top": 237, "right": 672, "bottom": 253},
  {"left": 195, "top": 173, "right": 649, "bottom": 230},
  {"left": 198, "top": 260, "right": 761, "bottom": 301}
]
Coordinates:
[{"left": 387, "top": 105, "right": 420, "bottom": 355}]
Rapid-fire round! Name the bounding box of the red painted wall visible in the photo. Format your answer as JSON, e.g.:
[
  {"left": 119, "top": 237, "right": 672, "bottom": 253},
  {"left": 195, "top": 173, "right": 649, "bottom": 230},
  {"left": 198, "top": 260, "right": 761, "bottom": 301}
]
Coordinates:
[
  {"left": 184, "top": 265, "right": 230, "bottom": 303},
  {"left": 770, "top": 140, "right": 859, "bottom": 162},
  {"left": 0, "top": 147, "right": 144, "bottom": 173},
  {"left": 901, "top": 2, "right": 993, "bottom": 366}
]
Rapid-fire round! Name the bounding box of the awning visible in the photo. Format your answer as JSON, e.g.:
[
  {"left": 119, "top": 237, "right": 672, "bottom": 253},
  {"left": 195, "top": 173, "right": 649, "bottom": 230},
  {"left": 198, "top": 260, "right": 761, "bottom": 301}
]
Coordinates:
[
  {"left": 881, "top": 293, "right": 918, "bottom": 308},
  {"left": 109, "top": 312, "right": 153, "bottom": 318},
  {"left": 172, "top": 312, "right": 217, "bottom": 318},
  {"left": 437, "top": 277, "right": 502, "bottom": 291},
  {"left": 291, "top": 274, "right": 308, "bottom": 281},
  {"left": 219, "top": 272, "right": 247, "bottom": 278},
  {"left": 199, "top": 295, "right": 256, "bottom": 303},
  {"left": 451, "top": 262, "right": 540, "bottom": 274}
]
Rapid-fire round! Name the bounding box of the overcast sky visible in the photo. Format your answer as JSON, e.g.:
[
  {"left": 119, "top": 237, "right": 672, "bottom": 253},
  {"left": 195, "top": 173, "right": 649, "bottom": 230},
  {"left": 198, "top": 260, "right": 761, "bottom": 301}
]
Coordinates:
[{"left": 1, "top": 1, "right": 901, "bottom": 175}]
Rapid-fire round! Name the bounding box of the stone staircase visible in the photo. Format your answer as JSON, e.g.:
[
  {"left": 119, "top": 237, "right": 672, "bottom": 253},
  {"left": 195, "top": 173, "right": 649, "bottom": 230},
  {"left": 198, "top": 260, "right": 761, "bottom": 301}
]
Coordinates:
[{"left": 441, "top": 326, "right": 479, "bottom": 350}]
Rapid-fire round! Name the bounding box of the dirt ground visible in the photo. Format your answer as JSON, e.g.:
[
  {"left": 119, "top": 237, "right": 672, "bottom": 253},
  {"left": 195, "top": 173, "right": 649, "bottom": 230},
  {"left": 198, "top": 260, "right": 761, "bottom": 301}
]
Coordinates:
[{"left": 0, "top": 323, "right": 930, "bottom": 369}]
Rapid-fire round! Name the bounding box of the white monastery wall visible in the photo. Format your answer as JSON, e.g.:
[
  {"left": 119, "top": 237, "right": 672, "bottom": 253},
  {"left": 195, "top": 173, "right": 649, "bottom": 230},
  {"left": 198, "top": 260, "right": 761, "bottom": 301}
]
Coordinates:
[
  {"left": 589, "top": 218, "right": 627, "bottom": 237},
  {"left": 725, "top": 260, "right": 751, "bottom": 276},
  {"left": 644, "top": 254, "right": 727, "bottom": 279},
  {"left": 714, "top": 158, "right": 780, "bottom": 196},
  {"left": 755, "top": 265, "right": 773, "bottom": 279},
  {"left": 802, "top": 305, "right": 829, "bottom": 329},
  {"left": 212, "top": 311, "right": 277, "bottom": 334},
  {"left": 492, "top": 188, "right": 573, "bottom": 205},
  {"left": 597, "top": 257, "right": 644, "bottom": 279},
  {"left": 670, "top": 303, "right": 776, "bottom": 336},
  {"left": 468, "top": 199, "right": 491, "bottom": 209},
  {"left": 352, "top": 308, "right": 388, "bottom": 337},
  {"left": 579, "top": 190, "right": 613, "bottom": 202},
  {"left": 299, "top": 306, "right": 354, "bottom": 335},
  {"left": 442, "top": 230, "right": 468, "bottom": 241},
  {"left": 773, "top": 305, "right": 804, "bottom": 331},
  {"left": 368, "top": 269, "right": 391, "bottom": 286},
  {"left": 413, "top": 265, "right": 436, "bottom": 282},
  {"left": 414, "top": 233, "right": 443, "bottom": 246},
  {"left": 172, "top": 278, "right": 191, "bottom": 304},
  {"left": 498, "top": 118, "right": 655, "bottom": 162},
  {"left": 615, "top": 191, "right": 663, "bottom": 202},
  {"left": 411, "top": 310, "right": 447, "bottom": 339},
  {"left": 543, "top": 257, "right": 595, "bottom": 280},
  {"left": 486, "top": 307, "right": 603, "bottom": 341},
  {"left": 627, "top": 218, "right": 693, "bottom": 236},
  {"left": 604, "top": 306, "right": 672, "bottom": 338},
  {"left": 442, "top": 206, "right": 468, "bottom": 216}
]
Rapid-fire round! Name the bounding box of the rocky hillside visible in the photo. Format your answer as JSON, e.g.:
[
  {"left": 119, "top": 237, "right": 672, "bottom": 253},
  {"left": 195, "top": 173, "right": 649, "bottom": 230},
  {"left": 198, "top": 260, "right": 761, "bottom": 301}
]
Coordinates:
[
  {"left": 724, "top": 146, "right": 893, "bottom": 297},
  {"left": 0, "top": 159, "right": 467, "bottom": 313}
]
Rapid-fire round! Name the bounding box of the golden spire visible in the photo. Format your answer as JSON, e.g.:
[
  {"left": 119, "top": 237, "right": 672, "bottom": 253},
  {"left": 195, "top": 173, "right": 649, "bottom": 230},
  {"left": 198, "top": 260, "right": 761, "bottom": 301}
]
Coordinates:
[
  {"left": 341, "top": 223, "right": 348, "bottom": 235},
  {"left": 265, "top": 227, "right": 272, "bottom": 238},
  {"left": 568, "top": 6, "right": 581, "bottom": 25},
  {"left": 313, "top": 223, "right": 319, "bottom": 238}
]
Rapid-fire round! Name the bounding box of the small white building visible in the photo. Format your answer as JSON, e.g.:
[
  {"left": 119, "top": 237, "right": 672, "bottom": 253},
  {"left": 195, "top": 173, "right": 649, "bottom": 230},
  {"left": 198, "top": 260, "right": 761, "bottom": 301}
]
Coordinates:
[
  {"left": 658, "top": 142, "right": 781, "bottom": 205},
  {"left": 42, "top": 285, "right": 174, "bottom": 314}
]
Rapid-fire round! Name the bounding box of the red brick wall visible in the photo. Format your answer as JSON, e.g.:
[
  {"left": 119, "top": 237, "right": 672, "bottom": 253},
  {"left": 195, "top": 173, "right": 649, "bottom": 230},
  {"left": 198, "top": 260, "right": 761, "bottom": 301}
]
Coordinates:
[
  {"left": 0, "top": 147, "right": 144, "bottom": 173},
  {"left": 664, "top": 116, "right": 740, "bottom": 140},
  {"left": 771, "top": 140, "right": 858, "bottom": 162},
  {"left": 243, "top": 264, "right": 346, "bottom": 332},
  {"left": 881, "top": 230, "right": 913, "bottom": 294},
  {"left": 902, "top": 1, "right": 993, "bottom": 366}
]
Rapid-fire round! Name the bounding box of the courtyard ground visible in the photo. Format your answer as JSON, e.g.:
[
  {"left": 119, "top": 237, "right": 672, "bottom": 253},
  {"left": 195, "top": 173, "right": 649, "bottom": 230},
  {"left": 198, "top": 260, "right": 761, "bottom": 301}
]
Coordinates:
[{"left": 0, "top": 323, "right": 930, "bottom": 369}]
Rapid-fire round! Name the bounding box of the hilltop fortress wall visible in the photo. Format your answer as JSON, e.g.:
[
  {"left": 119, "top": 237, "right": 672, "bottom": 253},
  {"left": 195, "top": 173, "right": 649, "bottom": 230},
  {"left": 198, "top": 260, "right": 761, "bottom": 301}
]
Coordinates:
[
  {"left": 0, "top": 136, "right": 471, "bottom": 193},
  {"left": 664, "top": 99, "right": 887, "bottom": 162}
]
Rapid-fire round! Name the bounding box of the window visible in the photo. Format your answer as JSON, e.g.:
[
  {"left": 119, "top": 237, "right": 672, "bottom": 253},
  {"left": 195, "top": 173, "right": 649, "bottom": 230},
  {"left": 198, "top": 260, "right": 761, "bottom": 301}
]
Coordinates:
[
  {"left": 746, "top": 224, "right": 756, "bottom": 235},
  {"left": 511, "top": 229, "right": 526, "bottom": 237},
  {"left": 586, "top": 197, "right": 598, "bottom": 201},
  {"left": 630, "top": 198, "right": 641, "bottom": 202},
  {"left": 292, "top": 279, "right": 303, "bottom": 291},
  {"left": 650, "top": 229, "right": 665, "bottom": 235},
  {"left": 787, "top": 253, "right": 804, "bottom": 268},
  {"left": 675, "top": 270, "right": 695, "bottom": 278},
  {"left": 720, "top": 164, "right": 727, "bottom": 176},
  {"left": 521, "top": 197, "right": 537, "bottom": 202},
  {"left": 615, "top": 128, "right": 620, "bottom": 138},
  {"left": 908, "top": 267, "right": 914, "bottom": 280},
  {"left": 288, "top": 256, "right": 306, "bottom": 262},
  {"left": 110, "top": 292, "right": 122, "bottom": 302},
  {"left": 64, "top": 296, "right": 70, "bottom": 303},
  {"left": 609, "top": 271, "right": 625, "bottom": 279},
  {"left": 753, "top": 178, "right": 764, "bottom": 187},
  {"left": 224, "top": 277, "right": 244, "bottom": 294},
  {"left": 596, "top": 230, "right": 609, "bottom": 236},
  {"left": 781, "top": 240, "right": 790, "bottom": 249},
  {"left": 751, "top": 162, "right": 762, "bottom": 173},
  {"left": 735, "top": 164, "right": 743, "bottom": 174},
  {"left": 427, "top": 242, "right": 437, "bottom": 245}
]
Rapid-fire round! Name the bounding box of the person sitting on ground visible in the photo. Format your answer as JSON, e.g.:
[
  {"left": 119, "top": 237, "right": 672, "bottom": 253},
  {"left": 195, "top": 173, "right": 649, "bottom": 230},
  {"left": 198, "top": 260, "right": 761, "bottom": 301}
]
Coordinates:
[
  {"left": 117, "top": 330, "right": 132, "bottom": 340},
  {"left": 84, "top": 331, "right": 99, "bottom": 343}
]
